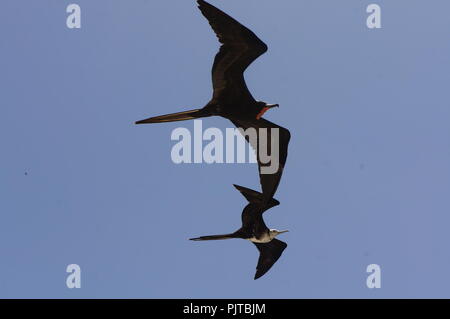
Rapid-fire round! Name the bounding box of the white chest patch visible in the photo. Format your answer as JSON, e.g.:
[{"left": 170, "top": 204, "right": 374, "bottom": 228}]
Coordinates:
[{"left": 248, "top": 233, "right": 272, "bottom": 244}]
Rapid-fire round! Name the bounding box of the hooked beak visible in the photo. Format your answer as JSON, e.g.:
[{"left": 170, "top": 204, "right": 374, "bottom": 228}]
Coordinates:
[{"left": 256, "top": 104, "right": 279, "bottom": 120}]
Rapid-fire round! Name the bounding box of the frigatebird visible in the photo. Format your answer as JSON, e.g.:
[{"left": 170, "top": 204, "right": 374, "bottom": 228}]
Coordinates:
[
  {"left": 136, "top": 0, "right": 291, "bottom": 204},
  {"left": 190, "top": 184, "right": 288, "bottom": 279},
  {"left": 136, "top": 0, "right": 277, "bottom": 124}
]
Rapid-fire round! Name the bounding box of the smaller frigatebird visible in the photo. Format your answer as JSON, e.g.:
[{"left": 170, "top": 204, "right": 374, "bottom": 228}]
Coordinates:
[{"left": 190, "top": 184, "right": 288, "bottom": 279}]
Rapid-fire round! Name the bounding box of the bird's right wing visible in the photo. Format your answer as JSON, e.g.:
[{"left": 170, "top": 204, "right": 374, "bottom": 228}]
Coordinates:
[
  {"left": 197, "top": 0, "right": 268, "bottom": 106},
  {"left": 253, "top": 239, "right": 288, "bottom": 280},
  {"left": 230, "top": 117, "right": 291, "bottom": 206}
]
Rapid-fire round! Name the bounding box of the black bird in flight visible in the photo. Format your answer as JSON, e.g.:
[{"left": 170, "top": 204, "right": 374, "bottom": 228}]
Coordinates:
[
  {"left": 136, "top": 0, "right": 290, "bottom": 204},
  {"left": 190, "top": 184, "right": 288, "bottom": 280}
]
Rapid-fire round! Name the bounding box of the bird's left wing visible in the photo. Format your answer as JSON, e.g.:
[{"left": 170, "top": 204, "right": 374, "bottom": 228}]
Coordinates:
[{"left": 253, "top": 239, "right": 287, "bottom": 279}]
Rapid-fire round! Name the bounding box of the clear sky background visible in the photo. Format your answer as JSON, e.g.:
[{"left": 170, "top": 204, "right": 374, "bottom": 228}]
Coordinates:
[{"left": 1, "top": 0, "right": 450, "bottom": 298}]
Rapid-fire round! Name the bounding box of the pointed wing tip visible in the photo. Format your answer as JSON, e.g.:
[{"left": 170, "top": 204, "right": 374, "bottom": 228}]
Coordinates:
[
  {"left": 197, "top": 0, "right": 208, "bottom": 9},
  {"left": 254, "top": 272, "right": 263, "bottom": 280},
  {"left": 254, "top": 265, "right": 269, "bottom": 280}
]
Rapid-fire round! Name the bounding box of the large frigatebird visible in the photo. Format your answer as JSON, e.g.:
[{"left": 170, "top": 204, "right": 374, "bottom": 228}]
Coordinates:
[
  {"left": 190, "top": 184, "right": 288, "bottom": 279},
  {"left": 136, "top": 0, "right": 291, "bottom": 204}
]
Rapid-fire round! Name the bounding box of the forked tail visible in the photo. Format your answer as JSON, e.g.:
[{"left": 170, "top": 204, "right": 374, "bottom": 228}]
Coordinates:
[
  {"left": 189, "top": 233, "right": 237, "bottom": 241},
  {"left": 135, "top": 109, "right": 204, "bottom": 124}
]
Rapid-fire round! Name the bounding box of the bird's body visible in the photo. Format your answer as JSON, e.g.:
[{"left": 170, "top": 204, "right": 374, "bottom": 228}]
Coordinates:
[
  {"left": 248, "top": 233, "right": 272, "bottom": 244},
  {"left": 136, "top": 0, "right": 290, "bottom": 204},
  {"left": 190, "top": 185, "right": 288, "bottom": 279}
]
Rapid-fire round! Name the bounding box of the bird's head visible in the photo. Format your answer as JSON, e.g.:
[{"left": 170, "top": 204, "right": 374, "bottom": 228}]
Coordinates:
[
  {"left": 269, "top": 229, "right": 289, "bottom": 239},
  {"left": 256, "top": 101, "right": 279, "bottom": 120}
]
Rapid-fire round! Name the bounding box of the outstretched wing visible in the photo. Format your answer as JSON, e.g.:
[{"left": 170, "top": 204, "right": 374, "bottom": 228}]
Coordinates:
[
  {"left": 197, "top": 0, "right": 268, "bottom": 105},
  {"left": 230, "top": 117, "right": 291, "bottom": 205},
  {"left": 233, "top": 184, "right": 280, "bottom": 209},
  {"left": 253, "top": 239, "right": 287, "bottom": 279}
]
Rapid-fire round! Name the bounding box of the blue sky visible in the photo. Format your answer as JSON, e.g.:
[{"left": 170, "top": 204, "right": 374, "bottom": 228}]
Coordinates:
[{"left": 1, "top": 0, "right": 450, "bottom": 298}]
